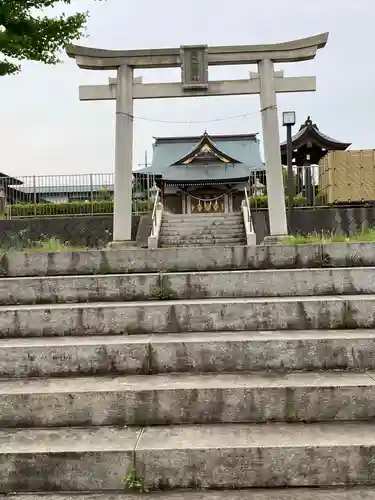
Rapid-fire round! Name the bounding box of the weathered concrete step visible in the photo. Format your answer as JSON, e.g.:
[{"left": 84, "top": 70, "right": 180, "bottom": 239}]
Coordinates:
[
  {"left": 2, "top": 330, "right": 374, "bottom": 378},
  {"left": 159, "top": 235, "right": 246, "bottom": 241},
  {"left": 160, "top": 227, "right": 245, "bottom": 234},
  {"left": 0, "top": 295, "right": 374, "bottom": 337},
  {"left": 163, "top": 214, "right": 243, "bottom": 221},
  {"left": 161, "top": 221, "right": 245, "bottom": 228},
  {"left": 161, "top": 221, "right": 245, "bottom": 229},
  {"left": 160, "top": 241, "right": 246, "bottom": 247},
  {"left": 6, "top": 267, "right": 375, "bottom": 306},
  {"left": 159, "top": 234, "right": 245, "bottom": 241},
  {"left": 160, "top": 226, "right": 245, "bottom": 232},
  {"left": 160, "top": 229, "right": 245, "bottom": 235},
  {"left": 3, "top": 422, "right": 375, "bottom": 491},
  {"left": 160, "top": 243, "right": 247, "bottom": 248},
  {"left": 3, "top": 243, "right": 375, "bottom": 277},
  {"left": 162, "top": 215, "right": 244, "bottom": 221},
  {"left": 2, "top": 371, "right": 375, "bottom": 427},
  {"left": 162, "top": 216, "right": 244, "bottom": 221},
  {"left": 3, "top": 489, "right": 375, "bottom": 500},
  {"left": 159, "top": 239, "right": 246, "bottom": 246},
  {"left": 0, "top": 426, "right": 137, "bottom": 491}
]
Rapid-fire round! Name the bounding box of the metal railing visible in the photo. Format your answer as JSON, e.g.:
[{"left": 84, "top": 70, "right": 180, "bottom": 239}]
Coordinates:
[
  {"left": 0, "top": 173, "right": 155, "bottom": 219},
  {"left": 1, "top": 160, "right": 374, "bottom": 220}
]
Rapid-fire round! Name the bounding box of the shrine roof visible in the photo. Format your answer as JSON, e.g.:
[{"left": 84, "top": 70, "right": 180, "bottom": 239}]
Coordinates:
[
  {"left": 280, "top": 116, "right": 351, "bottom": 151},
  {"left": 136, "top": 132, "right": 264, "bottom": 182}
]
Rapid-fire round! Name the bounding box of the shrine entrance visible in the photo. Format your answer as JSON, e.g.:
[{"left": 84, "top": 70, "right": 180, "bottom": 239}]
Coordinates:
[
  {"left": 191, "top": 198, "right": 225, "bottom": 214},
  {"left": 182, "top": 186, "right": 234, "bottom": 214},
  {"left": 190, "top": 194, "right": 226, "bottom": 214},
  {"left": 67, "top": 33, "right": 328, "bottom": 241}
]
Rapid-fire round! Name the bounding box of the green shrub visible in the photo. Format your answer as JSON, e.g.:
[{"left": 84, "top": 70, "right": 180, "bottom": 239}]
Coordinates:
[
  {"left": 249, "top": 195, "right": 308, "bottom": 209},
  {"left": 9, "top": 199, "right": 152, "bottom": 218}
]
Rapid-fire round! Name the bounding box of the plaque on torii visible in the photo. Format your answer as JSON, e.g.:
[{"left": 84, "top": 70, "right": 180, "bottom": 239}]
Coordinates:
[
  {"left": 180, "top": 45, "right": 208, "bottom": 90},
  {"left": 66, "top": 33, "right": 328, "bottom": 243}
]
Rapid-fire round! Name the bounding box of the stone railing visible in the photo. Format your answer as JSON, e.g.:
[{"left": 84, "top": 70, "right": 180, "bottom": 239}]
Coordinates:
[
  {"left": 242, "top": 186, "right": 256, "bottom": 246},
  {"left": 148, "top": 189, "right": 163, "bottom": 249}
]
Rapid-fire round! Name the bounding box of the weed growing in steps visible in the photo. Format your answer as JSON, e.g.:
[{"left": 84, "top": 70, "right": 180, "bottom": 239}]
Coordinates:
[
  {"left": 123, "top": 468, "right": 145, "bottom": 492},
  {"left": 283, "top": 228, "right": 375, "bottom": 245}
]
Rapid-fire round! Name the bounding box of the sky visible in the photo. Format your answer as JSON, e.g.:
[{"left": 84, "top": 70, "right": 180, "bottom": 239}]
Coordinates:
[{"left": 0, "top": 0, "right": 374, "bottom": 178}]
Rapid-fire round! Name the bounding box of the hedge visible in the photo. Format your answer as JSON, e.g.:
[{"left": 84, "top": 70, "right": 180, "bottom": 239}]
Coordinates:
[
  {"left": 9, "top": 199, "right": 152, "bottom": 218},
  {"left": 249, "top": 195, "right": 308, "bottom": 209},
  {"left": 9, "top": 196, "right": 307, "bottom": 218}
]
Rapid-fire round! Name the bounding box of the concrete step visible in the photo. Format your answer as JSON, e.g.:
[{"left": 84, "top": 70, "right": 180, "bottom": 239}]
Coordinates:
[
  {"left": 2, "top": 371, "right": 375, "bottom": 428},
  {"left": 161, "top": 219, "right": 244, "bottom": 231},
  {"left": 163, "top": 214, "right": 243, "bottom": 221},
  {"left": 160, "top": 228, "right": 245, "bottom": 233},
  {"left": 162, "top": 215, "right": 244, "bottom": 221},
  {"left": 159, "top": 235, "right": 246, "bottom": 241},
  {"left": 160, "top": 229, "right": 245, "bottom": 235},
  {"left": 2, "top": 330, "right": 374, "bottom": 378},
  {"left": 160, "top": 227, "right": 245, "bottom": 234},
  {"left": 0, "top": 335, "right": 149, "bottom": 377},
  {"left": 3, "top": 243, "right": 375, "bottom": 277},
  {"left": 162, "top": 221, "right": 244, "bottom": 227},
  {"left": 159, "top": 242, "right": 247, "bottom": 248},
  {"left": 163, "top": 214, "right": 244, "bottom": 220},
  {"left": 3, "top": 422, "right": 375, "bottom": 491},
  {"left": 7, "top": 267, "right": 375, "bottom": 306},
  {"left": 160, "top": 225, "right": 245, "bottom": 231},
  {"left": 160, "top": 241, "right": 247, "bottom": 247},
  {"left": 6, "top": 267, "right": 375, "bottom": 305},
  {"left": 159, "top": 233, "right": 245, "bottom": 239},
  {"left": 3, "top": 490, "right": 375, "bottom": 500},
  {"left": 2, "top": 489, "right": 375, "bottom": 500},
  {"left": 159, "top": 238, "right": 246, "bottom": 245},
  {"left": 0, "top": 295, "right": 374, "bottom": 337}
]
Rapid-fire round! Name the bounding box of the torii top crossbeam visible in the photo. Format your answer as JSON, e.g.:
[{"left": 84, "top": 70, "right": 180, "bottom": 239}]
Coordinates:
[{"left": 66, "top": 33, "right": 328, "bottom": 70}]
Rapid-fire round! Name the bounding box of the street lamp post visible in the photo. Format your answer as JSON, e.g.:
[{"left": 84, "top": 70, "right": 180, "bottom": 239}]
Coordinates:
[{"left": 282, "top": 111, "right": 296, "bottom": 232}]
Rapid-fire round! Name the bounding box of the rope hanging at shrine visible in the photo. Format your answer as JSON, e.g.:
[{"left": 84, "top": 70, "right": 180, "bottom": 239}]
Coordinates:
[{"left": 179, "top": 186, "right": 235, "bottom": 203}]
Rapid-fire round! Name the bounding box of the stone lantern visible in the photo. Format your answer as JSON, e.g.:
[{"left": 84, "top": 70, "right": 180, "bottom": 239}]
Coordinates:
[{"left": 251, "top": 178, "right": 265, "bottom": 197}]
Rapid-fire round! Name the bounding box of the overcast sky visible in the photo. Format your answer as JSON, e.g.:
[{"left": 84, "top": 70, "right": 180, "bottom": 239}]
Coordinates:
[{"left": 0, "top": 0, "right": 374, "bottom": 178}]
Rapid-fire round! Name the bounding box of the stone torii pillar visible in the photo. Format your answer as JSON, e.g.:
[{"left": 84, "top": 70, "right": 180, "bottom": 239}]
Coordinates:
[{"left": 66, "top": 33, "right": 328, "bottom": 243}]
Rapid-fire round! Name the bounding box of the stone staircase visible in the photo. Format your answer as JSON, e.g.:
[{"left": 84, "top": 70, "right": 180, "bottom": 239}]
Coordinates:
[
  {"left": 159, "top": 212, "right": 246, "bottom": 247},
  {"left": 1, "top": 244, "right": 375, "bottom": 499}
]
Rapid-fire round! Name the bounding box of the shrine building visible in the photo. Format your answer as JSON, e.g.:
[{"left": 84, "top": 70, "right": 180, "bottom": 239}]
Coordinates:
[{"left": 135, "top": 131, "right": 264, "bottom": 214}]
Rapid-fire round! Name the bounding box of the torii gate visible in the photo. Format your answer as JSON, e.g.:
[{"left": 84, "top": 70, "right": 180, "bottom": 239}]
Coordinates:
[{"left": 66, "top": 33, "right": 328, "bottom": 243}]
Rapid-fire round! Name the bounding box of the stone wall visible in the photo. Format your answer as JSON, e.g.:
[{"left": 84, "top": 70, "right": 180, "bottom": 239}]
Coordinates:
[
  {"left": 0, "top": 216, "right": 140, "bottom": 249},
  {"left": 253, "top": 205, "right": 375, "bottom": 243},
  {"left": 1, "top": 205, "right": 375, "bottom": 249}
]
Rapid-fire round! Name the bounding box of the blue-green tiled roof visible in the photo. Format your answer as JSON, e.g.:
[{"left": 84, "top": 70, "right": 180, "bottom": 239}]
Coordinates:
[{"left": 136, "top": 134, "right": 264, "bottom": 182}]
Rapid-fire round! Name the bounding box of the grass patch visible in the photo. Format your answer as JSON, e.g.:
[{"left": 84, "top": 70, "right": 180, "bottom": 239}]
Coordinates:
[
  {"left": 284, "top": 229, "right": 375, "bottom": 245},
  {"left": 23, "top": 237, "right": 86, "bottom": 253},
  {"left": 1, "top": 236, "right": 87, "bottom": 253}
]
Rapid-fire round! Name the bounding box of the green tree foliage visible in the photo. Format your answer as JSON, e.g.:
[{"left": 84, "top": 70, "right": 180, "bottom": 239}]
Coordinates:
[{"left": 0, "top": 0, "right": 101, "bottom": 75}]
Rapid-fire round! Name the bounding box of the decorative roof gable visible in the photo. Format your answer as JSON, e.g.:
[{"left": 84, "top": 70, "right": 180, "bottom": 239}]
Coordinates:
[
  {"left": 280, "top": 116, "right": 351, "bottom": 151},
  {"left": 171, "top": 131, "right": 241, "bottom": 166}
]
